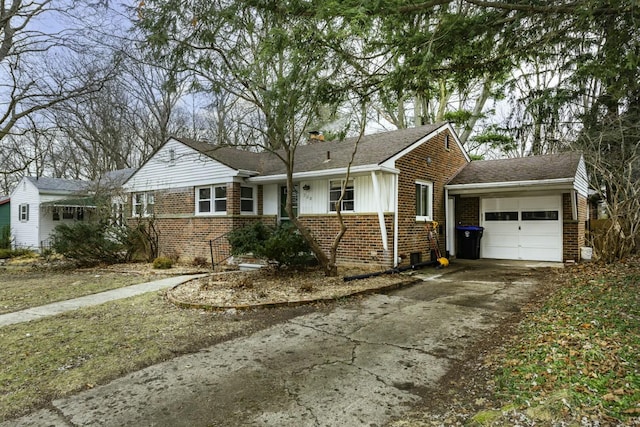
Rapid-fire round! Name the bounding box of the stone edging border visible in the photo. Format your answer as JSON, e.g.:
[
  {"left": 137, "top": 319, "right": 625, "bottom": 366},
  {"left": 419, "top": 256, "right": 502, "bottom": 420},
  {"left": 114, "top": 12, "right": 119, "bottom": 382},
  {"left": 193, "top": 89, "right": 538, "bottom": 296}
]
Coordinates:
[{"left": 165, "top": 276, "right": 423, "bottom": 311}]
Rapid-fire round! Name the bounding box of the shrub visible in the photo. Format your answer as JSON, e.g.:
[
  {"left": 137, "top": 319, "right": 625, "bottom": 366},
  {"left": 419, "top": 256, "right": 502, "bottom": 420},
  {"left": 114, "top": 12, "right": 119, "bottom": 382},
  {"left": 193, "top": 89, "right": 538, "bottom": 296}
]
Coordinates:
[
  {"left": 0, "top": 248, "right": 35, "bottom": 259},
  {"left": 51, "top": 222, "right": 130, "bottom": 266},
  {"left": 152, "top": 256, "right": 173, "bottom": 269},
  {"left": 261, "top": 224, "right": 314, "bottom": 267},
  {"left": 228, "top": 222, "right": 315, "bottom": 268},
  {"left": 227, "top": 221, "right": 272, "bottom": 256}
]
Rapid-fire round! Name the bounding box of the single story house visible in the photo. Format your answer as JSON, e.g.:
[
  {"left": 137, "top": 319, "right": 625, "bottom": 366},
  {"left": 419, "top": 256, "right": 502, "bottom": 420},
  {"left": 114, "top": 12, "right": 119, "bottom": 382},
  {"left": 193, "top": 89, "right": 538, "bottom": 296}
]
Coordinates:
[
  {"left": 122, "top": 123, "right": 589, "bottom": 267},
  {"left": 9, "top": 169, "right": 135, "bottom": 250}
]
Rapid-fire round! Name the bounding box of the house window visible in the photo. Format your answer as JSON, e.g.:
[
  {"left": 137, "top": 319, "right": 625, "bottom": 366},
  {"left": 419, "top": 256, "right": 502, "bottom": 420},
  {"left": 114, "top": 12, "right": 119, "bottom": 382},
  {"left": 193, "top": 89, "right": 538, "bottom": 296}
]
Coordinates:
[
  {"left": 132, "top": 192, "right": 155, "bottom": 217},
  {"left": 53, "top": 208, "right": 60, "bottom": 221},
  {"left": 415, "top": 181, "right": 433, "bottom": 221},
  {"left": 445, "top": 134, "right": 450, "bottom": 150},
  {"left": 329, "top": 179, "right": 354, "bottom": 212},
  {"left": 196, "top": 185, "right": 227, "bottom": 214},
  {"left": 240, "top": 186, "right": 255, "bottom": 213},
  {"left": 19, "top": 203, "right": 29, "bottom": 222},
  {"left": 62, "top": 207, "right": 75, "bottom": 220},
  {"left": 169, "top": 148, "right": 176, "bottom": 165}
]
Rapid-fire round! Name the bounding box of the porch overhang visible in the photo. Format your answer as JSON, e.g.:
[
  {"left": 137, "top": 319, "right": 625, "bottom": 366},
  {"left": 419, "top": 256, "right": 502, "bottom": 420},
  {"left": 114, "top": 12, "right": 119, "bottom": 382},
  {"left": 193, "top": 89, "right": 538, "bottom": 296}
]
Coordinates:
[
  {"left": 247, "top": 164, "right": 399, "bottom": 184},
  {"left": 40, "top": 197, "right": 98, "bottom": 210}
]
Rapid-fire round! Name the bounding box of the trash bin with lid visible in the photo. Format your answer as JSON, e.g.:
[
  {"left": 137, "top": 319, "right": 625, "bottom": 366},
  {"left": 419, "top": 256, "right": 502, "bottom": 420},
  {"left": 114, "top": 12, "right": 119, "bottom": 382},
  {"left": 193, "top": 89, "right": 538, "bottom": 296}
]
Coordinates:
[{"left": 456, "top": 225, "right": 484, "bottom": 259}]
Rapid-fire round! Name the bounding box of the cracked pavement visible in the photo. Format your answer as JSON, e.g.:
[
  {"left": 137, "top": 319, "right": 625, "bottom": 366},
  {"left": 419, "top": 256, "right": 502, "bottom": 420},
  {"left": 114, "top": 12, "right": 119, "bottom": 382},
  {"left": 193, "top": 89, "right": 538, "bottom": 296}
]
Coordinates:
[{"left": 4, "top": 260, "right": 556, "bottom": 427}]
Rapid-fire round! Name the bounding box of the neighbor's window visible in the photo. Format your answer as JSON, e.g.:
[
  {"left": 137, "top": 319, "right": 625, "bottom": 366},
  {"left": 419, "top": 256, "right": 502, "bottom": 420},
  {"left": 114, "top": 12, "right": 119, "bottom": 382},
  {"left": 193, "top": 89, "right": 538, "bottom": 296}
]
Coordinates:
[
  {"left": 329, "top": 179, "right": 354, "bottom": 212},
  {"left": 19, "top": 203, "right": 29, "bottom": 222},
  {"left": 415, "top": 181, "right": 433, "bottom": 221},
  {"left": 196, "top": 185, "right": 227, "bottom": 214},
  {"left": 62, "top": 207, "right": 74, "bottom": 220},
  {"left": 53, "top": 208, "right": 60, "bottom": 221},
  {"left": 240, "top": 186, "right": 255, "bottom": 213},
  {"left": 132, "top": 192, "right": 155, "bottom": 217},
  {"left": 444, "top": 133, "right": 450, "bottom": 150}
]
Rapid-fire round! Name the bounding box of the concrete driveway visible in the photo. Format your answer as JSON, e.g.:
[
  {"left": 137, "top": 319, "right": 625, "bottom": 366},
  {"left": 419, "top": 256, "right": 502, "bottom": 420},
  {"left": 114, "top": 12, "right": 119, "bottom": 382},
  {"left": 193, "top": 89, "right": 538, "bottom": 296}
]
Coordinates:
[{"left": 6, "top": 260, "right": 560, "bottom": 427}]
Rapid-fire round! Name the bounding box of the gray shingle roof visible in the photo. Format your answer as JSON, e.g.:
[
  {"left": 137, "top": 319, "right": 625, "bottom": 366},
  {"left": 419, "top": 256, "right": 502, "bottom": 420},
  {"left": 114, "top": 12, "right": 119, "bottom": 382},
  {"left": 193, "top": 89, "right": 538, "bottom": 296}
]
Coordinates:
[
  {"left": 25, "top": 176, "right": 89, "bottom": 193},
  {"left": 174, "top": 138, "right": 264, "bottom": 173},
  {"left": 263, "top": 123, "right": 446, "bottom": 175},
  {"left": 448, "top": 152, "right": 583, "bottom": 185},
  {"left": 100, "top": 168, "right": 136, "bottom": 186},
  {"left": 175, "top": 123, "right": 447, "bottom": 176}
]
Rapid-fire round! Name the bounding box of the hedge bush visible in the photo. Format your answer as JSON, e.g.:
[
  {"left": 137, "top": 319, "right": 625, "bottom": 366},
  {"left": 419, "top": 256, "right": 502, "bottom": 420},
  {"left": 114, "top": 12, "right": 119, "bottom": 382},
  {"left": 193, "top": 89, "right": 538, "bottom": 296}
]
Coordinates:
[
  {"left": 227, "top": 222, "right": 314, "bottom": 267},
  {"left": 51, "top": 222, "right": 131, "bottom": 266}
]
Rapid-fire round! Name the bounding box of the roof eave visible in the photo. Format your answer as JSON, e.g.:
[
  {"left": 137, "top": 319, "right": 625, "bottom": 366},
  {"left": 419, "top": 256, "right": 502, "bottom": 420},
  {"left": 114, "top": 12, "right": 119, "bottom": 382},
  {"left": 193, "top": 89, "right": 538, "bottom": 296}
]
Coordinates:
[
  {"left": 446, "top": 177, "right": 575, "bottom": 195},
  {"left": 248, "top": 164, "right": 399, "bottom": 184}
]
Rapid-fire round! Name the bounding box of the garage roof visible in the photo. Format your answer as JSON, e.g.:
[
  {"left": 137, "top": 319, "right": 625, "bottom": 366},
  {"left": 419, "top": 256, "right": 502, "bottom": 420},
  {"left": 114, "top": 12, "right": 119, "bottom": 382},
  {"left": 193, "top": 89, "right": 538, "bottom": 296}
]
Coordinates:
[{"left": 448, "top": 152, "right": 583, "bottom": 185}]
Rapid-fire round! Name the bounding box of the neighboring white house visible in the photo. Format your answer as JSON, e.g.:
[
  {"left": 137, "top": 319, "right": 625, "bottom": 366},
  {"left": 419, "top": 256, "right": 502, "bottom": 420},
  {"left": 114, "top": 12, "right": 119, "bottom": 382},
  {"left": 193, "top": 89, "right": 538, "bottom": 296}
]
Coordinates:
[
  {"left": 10, "top": 176, "right": 91, "bottom": 250},
  {"left": 9, "top": 169, "right": 135, "bottom": 251}
]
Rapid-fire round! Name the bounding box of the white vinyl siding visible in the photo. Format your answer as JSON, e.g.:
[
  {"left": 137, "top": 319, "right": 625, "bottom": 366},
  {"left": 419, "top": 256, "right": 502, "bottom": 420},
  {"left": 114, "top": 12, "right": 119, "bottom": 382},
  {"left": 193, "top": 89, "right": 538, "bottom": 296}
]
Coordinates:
[
  {"left": 124, "top": 139, "right": 240, "bottom": 192},
  {"left": 296, "top": 174, "right": 395, "bottom": 215}
]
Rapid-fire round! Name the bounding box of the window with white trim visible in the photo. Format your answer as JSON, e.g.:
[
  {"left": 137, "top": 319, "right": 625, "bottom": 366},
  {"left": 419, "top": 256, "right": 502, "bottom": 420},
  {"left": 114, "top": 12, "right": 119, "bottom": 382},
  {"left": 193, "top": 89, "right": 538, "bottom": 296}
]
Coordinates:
[
  {"left": 329, "top": 179, "right": 354, "bottom": 212},
  {"left": 196, "top": 185, "right": 227, "bottom": 214},
  {"left": 415, "top": 181, "right": 433, "bottom": 221},
  {"left": 19, "top": 203, "right": 29, "bottom": 222},
  {"left": 240, "top": 186, "right": 255, "bottom": 213},
  {"left": 132, "top": 192, "right": 155, "bottom": 217}
]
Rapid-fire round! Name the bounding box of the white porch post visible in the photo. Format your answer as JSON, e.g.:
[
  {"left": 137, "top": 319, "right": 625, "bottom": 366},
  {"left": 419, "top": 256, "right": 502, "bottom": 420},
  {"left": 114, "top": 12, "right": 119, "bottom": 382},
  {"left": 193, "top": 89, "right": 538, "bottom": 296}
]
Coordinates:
[{"left": 370, "top": 171, "right": 388, "bottom": 251}]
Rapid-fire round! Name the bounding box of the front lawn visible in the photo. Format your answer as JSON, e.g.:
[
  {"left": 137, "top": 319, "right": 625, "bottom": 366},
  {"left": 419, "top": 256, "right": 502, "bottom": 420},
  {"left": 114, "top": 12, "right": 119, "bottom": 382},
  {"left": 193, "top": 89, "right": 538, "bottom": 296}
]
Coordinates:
[
  {"left": 0, "top": 263, "right": 164, "bottom": 314},
  {"left": 0, "top": 290, "right": 287, "bottom": 422},
  {"left": 492, "top": 260, "right": 640, "bottom": 424}
]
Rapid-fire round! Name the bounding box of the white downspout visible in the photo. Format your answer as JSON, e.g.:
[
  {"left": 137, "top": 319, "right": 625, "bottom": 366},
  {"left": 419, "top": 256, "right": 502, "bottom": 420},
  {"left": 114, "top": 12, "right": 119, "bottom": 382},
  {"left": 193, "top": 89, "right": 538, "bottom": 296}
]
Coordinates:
[
  {"left": 571, "top": 190, "right": 577, "bottom": 221},
  {"left": 444, "top": 187, "right": 450, "bottom": 255},
  {"left": 393, "top": 173, "right": 399, "bottom": 267},
  {"left": 370, "top": 171, "right": 388, "bottom": 251}
]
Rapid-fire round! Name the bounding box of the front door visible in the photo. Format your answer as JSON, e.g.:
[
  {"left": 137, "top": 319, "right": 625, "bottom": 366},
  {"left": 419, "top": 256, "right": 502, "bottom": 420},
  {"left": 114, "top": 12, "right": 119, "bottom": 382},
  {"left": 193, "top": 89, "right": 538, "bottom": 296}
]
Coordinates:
[{"left": 279, "top": 185, "right": 298, "bottom": 223}]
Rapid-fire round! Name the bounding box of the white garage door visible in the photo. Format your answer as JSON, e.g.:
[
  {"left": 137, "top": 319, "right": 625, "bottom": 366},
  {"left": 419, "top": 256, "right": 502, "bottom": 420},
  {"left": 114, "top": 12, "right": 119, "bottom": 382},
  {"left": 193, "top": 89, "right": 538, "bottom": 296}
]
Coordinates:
[{"left": 480, "top": 196, "right": 562, "bottom": 262}]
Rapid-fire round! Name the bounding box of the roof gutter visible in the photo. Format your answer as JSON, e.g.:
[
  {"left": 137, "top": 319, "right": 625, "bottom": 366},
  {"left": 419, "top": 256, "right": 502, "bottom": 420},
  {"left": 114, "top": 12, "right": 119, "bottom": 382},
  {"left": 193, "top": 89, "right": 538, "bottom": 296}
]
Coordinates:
[
  {"left": 248, "top": 165, "right": 400, "bottom": 184},
  {"left": 446, "top": 177, "right": 575, "bottom": 195}
]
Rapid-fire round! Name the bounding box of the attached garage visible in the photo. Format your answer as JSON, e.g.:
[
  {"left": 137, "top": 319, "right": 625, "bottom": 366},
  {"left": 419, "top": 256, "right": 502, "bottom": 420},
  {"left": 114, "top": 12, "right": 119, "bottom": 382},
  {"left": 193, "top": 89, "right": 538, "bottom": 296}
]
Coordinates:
[
  {"left": 481, "top": 195, "right": 562, "bottom": 262},
  {"left": 446, "top": 152, "right": 590, "bottom": 263}
]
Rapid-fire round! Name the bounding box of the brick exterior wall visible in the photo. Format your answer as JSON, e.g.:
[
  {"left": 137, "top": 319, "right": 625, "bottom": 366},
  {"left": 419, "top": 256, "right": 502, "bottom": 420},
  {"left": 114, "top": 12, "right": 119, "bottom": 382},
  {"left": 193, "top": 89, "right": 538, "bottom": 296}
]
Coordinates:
[
  {"left": 394, "top": 130, "right": 468, "bottom": 267},
  {"left": 563, "top": 192, "right": 587, "bottom": 262},
  {"left": 299, "top": 214, "right": 394, "bottom": 266},
  {"left": 455, "top": 196, "right": 480, "bottom": 226},
  {"left": 128, "top": 184, "right": 276, "bottom": 263}
]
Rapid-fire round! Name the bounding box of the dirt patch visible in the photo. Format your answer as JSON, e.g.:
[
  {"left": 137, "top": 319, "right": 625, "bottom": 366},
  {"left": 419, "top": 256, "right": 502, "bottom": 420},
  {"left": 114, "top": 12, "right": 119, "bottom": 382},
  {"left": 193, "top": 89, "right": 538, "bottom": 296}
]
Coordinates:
[{"left": 167, "top": 266, "right": 416, "bottom": 309}]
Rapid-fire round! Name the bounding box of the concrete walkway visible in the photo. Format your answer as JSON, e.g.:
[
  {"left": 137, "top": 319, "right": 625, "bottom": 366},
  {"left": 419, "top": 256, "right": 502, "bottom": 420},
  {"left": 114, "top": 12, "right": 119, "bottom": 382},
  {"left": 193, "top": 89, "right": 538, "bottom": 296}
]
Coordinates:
[{"left": 0, "top": 275, "right": 204, "bottom": 327}]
